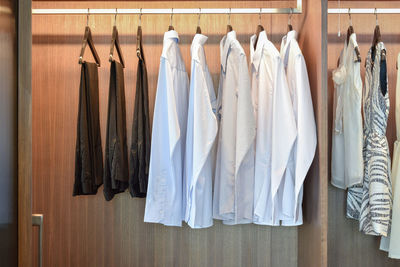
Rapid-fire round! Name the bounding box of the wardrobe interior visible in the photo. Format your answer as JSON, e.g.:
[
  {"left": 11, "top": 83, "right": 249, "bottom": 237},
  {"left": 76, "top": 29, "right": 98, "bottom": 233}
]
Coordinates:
[
  {"left": 30, "top": 1, "right": 326, "bottom": 267},
  {"left": 327, "top": 0, "right": 400, "bottom": 266}
]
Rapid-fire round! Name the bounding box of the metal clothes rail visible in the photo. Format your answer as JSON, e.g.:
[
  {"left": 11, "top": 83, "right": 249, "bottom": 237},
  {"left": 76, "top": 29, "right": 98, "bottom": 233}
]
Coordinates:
[
  {"left": 328, "top": 8, "right": 400, "bottom": 14},
  {"left": 32, "top": 0, "right": 302, "bottom": 15}
]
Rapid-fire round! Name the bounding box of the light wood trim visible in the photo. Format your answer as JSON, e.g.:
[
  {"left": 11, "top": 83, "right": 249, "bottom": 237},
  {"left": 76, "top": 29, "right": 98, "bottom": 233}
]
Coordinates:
[{"left": 18, "top": 0, "right": 32, "bottom": 266}]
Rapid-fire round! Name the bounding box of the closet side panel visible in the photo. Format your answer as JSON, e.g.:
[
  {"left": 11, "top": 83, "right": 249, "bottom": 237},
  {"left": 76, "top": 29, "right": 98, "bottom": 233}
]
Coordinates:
[
  {"left": 0, "top": 0, "right": 18, "bottom": 266},
  {"left": 327, "top": 1, "right": 400, "bottom": 266},
  {"left": 297, "top": 0, "right": 328, "bottom": 267},
  {"left": 31, "top": 1, "right": 312, "bottom": 267}
]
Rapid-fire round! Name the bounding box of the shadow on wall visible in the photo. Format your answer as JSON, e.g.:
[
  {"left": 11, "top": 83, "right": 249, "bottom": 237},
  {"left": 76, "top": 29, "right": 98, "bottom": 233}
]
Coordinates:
[{"left": 32, "top": 33, "right": 293, "bottom": 45}]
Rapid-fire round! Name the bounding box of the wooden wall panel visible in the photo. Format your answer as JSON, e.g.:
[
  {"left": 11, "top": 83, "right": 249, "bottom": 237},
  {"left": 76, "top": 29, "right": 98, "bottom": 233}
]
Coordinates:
[
  {"left": 297, "top": 0, "right": 328, "bottom": 267},
  {"left": 32, "top": 1, "right": 322, "bottom": 267},
  {"left": 327, "top": 1, "right": 400, "bottom": 266}
]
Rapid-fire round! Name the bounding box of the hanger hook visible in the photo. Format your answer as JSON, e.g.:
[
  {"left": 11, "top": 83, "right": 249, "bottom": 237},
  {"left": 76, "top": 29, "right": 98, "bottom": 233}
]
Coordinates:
[
  {"left": 228, "top": 8, "right": 231, "bottom": 25},
  {"left": 114, "top": 8, "right": 117, "bottom": 26},
  {"left": 170, "top": 8, "right": 173, "bottom": 26},
  {"left": 198, "top": 8, "right": 201, "bottom": 27},
  {"left": 86, "top": 8, "right": 89, "bottom": 26},
  {"left": 139, "top": 8, "right": 142, "bottom": 26},
  {"left": 288, "top": 8, "right": 293, "bottom": 25},
  {"left": 348, "top": 8, "right": 352, "bottom": 25},
  {"left": 259, "top": 8, "right": 262, "bottom": 25},
  {"left": 375, "top": 8, "right": 378, "bottom": 25}
]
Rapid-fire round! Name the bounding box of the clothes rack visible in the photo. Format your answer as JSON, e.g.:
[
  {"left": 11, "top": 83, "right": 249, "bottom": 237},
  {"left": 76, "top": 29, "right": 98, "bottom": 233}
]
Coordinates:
[
  {"left": 32, "top": 4, "right": 302, "bottom": 15},
  {"left": 328, "top": 8, "right": 400, "bottom": 14}
]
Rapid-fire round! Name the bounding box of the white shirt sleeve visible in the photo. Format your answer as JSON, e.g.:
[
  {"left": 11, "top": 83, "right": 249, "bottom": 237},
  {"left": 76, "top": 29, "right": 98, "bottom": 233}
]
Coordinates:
[
  {"left": 293, "top": 54, "right": 317, "bottom": 221},
  {"left": 270, "top": 57, "right": 297, "bottom": 220},
  {"left": 144, "top": 57, "right": 182, "bottom": 226}
]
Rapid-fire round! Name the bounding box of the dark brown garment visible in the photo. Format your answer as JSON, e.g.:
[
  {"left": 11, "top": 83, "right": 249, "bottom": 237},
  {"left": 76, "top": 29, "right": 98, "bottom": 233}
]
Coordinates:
[
  {"left": 103, "top": 60, "right": 129, "bottom": 201},
  {"left": 129, "top": 26, "right": 151, "bottom": 198},
  {"left": 73, "top": 62, "right": 103, "bottom": 196}
]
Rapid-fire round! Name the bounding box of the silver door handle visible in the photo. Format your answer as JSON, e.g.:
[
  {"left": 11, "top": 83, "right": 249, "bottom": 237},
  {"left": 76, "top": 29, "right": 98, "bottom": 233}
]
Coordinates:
[{"left": 32, "top": 214, "right": 43, "bottom": 267}]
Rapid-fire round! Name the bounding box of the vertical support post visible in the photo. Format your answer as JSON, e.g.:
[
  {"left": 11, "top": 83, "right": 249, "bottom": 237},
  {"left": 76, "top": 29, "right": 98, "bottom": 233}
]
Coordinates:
[{"left": 18, "top": 0, "right": 32, "bottom": 266}]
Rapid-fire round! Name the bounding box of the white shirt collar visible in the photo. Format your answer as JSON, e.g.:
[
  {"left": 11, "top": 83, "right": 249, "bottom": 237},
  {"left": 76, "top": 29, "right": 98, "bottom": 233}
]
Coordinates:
[
  {"left": 162, "top": 30, "right": 179, "bottom": 58},
  {"left": 286, "top": 30, "right": 297, "bottom": 43},
  {"left": 191, "top": 33, "right": 208, "bottom": 63},
  {"left": 250, "top": 31, "right": 268, "bottom": 71},
  {"left": 193, "top": 33, "right": 208, "bottom": 46},
  {"left": 281, "top": 30, "right": 298, "bottom": 68},
  {"left": 220, "top": 31, "right": 237, "bottom": 72}
]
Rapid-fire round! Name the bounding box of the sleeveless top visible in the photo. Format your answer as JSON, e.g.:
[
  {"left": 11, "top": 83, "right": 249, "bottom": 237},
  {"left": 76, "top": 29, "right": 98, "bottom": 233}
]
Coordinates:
[
  {"left": 347, "top": 42, "right": 392, "bottom": 236},
  {"left": 331, "top": 33, "right": 363, "bottom": 190}
]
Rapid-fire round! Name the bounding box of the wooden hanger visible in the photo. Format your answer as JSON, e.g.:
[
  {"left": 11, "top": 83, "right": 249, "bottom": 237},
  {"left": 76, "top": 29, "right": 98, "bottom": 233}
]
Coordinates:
[
  {"left": 226, "top": 8, "right": 233, "bottom": 33},
  {"left": 254, "top": 8, "right": 264, "bottom": 49},
  {"left": 288, "top": 8, "right": 293, "bottom": 32},
  {"left": 109, "top": 9, "right": 125, "bottom": 68},
  {"left": 371, "top": 9, "right": 383, "bottom": 64},
  {"left": 369, "top": 9, "right": 385, "bottom": 68},
  {"left": 79, "top": 9, "right": 101, "bottom": 66},
  {"left": 346, "top": 10, "right": 353, "bottom": 46},
  {"left": 346, "top": 10, "right": 361, "bottom": 63},
  {"left": 168, "top": 9, "right": 174, "bottom": 31},
  {"left": 196, "top": 9, "right": 202, "bottom": 34},
  {"left": 137, "top": 9, "right": 143, "bottom": 60},
  {"left": 372, "top": 23, "right": 381, "bottom": 50}
]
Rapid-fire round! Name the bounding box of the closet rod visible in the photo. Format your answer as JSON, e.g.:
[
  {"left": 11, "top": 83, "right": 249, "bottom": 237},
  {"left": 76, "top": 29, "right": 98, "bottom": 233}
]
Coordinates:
[
  {"left": 32, "top": 7, "right": 302, "bottom": 15},
  {"left": 328, "top": 8, "right": 400, "bottom": 14}
]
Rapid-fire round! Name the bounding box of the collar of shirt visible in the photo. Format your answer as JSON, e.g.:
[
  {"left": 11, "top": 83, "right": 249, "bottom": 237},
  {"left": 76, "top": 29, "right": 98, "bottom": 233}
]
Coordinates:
[
  {"left": 280, "top": 30, "right": 298, "bottom": 69},
  {"left": 162, "top": 30, "right": 180, "bottom": 58},
  {"left": 220, "top": 30, "right": 237, "bottom": 73},
  {"left": 250, "top": 30, "right": 268, "bottom": 71},
  {"left": 191, "top": 33, "right": 208, "bottom": 63},
  {"left": 281, "top": 30, "right": 297, "bottom": 54}
]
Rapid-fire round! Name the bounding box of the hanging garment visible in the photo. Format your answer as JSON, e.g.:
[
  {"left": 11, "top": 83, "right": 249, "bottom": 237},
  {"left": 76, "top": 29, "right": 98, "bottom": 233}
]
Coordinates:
[
  {"left": 250, "top": 31, "right": 296, "bottom": 226},
  {"left": 213, "top": 30, "right": 256, "bottom": 225},
  {"left": 331, "top": 33, "right": 363, "bottom": 190},
  {"left": 380, "top": 52, "right": 400, "bottom": 257},
  {"left": 103, "top": 60, "right": 129, "bottom": 201},
  {"left": 73, "top": 62, "right": 103, "bottom": 196},
  {"left": 184, "top": 33, "right": 218, "bottom": 229},
  {"left": 144, "top": 30, "right": 189, "bottom": 226},
  {"left": 129, "top": 26, "right": 151, "bottom": 198},
  {"left": 279, "top": 30, "right": 317, "bottom": 226},
  {"left": 347, "top": 42, "right": 392, "bottom": 236}
]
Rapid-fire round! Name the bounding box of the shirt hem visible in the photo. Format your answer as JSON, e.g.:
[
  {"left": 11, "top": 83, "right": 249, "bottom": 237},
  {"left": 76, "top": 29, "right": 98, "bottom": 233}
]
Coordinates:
[
  {"left": 331, "top": 179, "right": 363, "bottom": 190},
  {"left": 144, "top": 218, "right": 182, "bottom": 227}
]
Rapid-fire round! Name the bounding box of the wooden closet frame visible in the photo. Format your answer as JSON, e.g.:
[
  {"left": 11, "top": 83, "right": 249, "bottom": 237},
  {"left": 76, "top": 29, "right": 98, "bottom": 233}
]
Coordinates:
[{"left": 17, "top": 1, "right": 328, "bottom": 266}]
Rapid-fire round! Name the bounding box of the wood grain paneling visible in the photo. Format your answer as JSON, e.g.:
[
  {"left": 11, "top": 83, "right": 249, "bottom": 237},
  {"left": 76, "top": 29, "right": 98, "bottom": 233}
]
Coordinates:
[
  {"left": 327, "top": 1, "right": 400, "bottom": 266},
  {"left": 18, "top": 0, "right": 33, "bottom": 266},
  {"left": 31, "top": 1, "right": 323, "bottom": 267}
]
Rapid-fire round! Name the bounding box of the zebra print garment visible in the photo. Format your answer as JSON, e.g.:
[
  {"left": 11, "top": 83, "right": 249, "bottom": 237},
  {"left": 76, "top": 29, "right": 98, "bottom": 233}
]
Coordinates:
[{"left": 346, "top": 42, "right": 392, "bottom": 237}]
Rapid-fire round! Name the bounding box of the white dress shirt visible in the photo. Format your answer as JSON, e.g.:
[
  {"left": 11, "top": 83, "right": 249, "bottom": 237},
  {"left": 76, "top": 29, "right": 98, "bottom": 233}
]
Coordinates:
[
  {"left": 279, "top": 30, "right": 317, "bottom": 226},
  {"left": 184, "top": 33, "right": 218, "bottom": 228},
  {"left": 213, "top": 30, "right": 256, "bottom": 225},
  {"left": 144, "top": 30, "right": 189, "bottom": 226},
  {"left": 331, "top": 33, "right": 363, "bottom": 189},
  {"left": 251, "top": 31, "right": 297, "bottom": 226}
]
